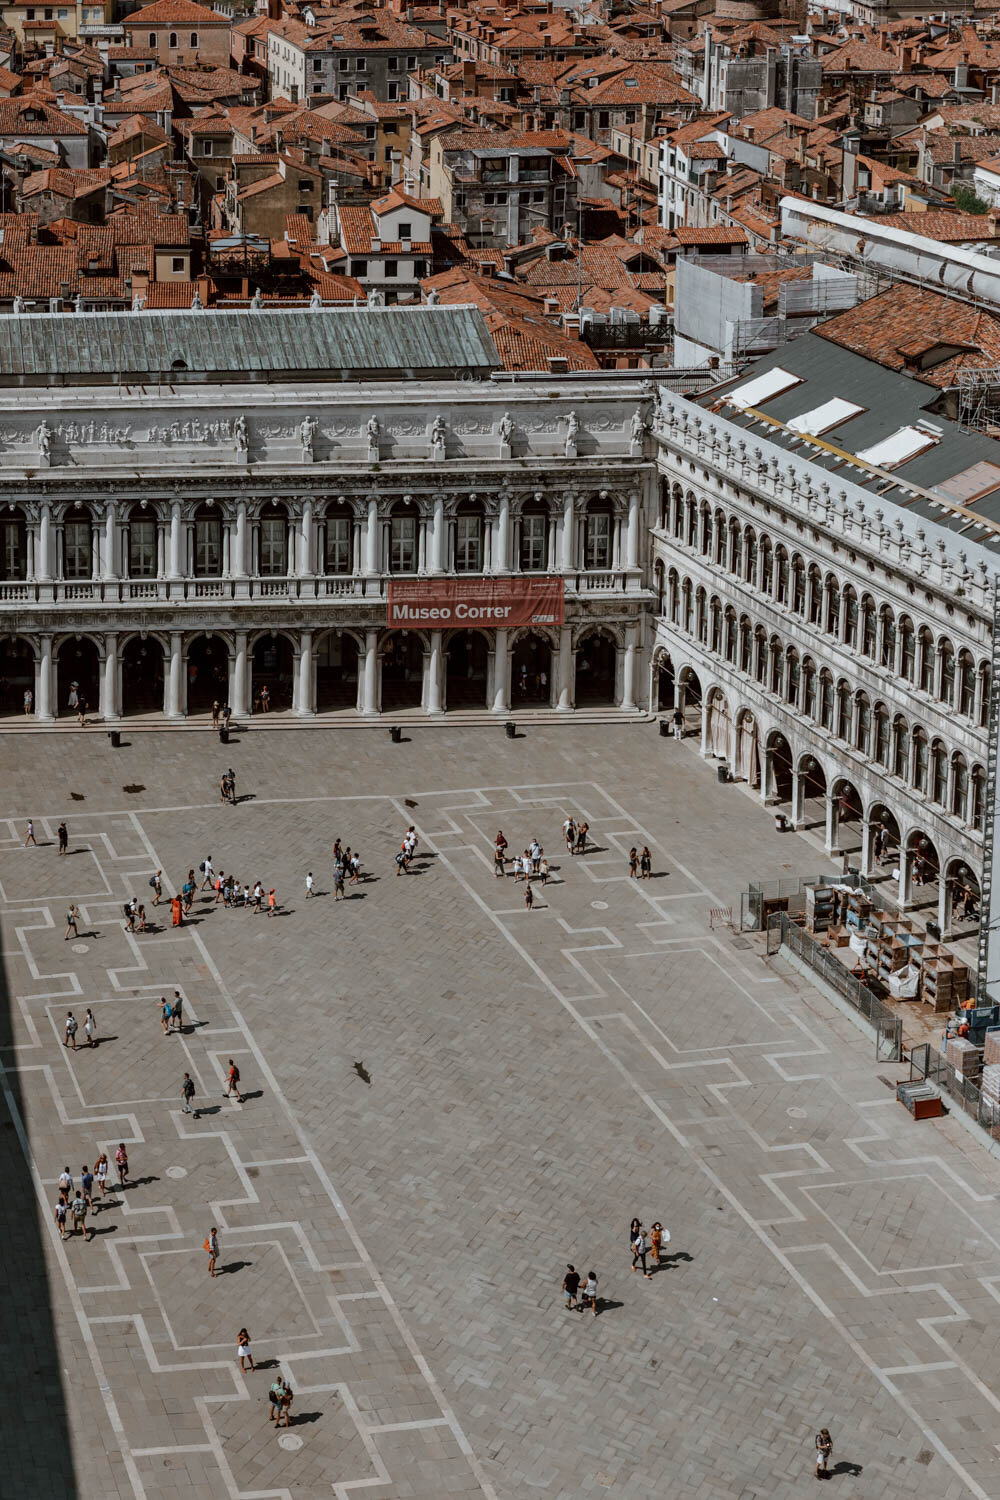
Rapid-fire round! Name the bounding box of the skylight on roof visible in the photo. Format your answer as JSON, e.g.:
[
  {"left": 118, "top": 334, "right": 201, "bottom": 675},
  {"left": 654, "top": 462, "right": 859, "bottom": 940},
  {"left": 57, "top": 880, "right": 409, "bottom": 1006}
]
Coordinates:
[
  {"left": 855, "top": 426, "right": 939, "bottom": 469},
  {"left": 785, "top": 397, "right": 864, "bottom": 436},
  {"left": 726, "top": 366, "right": 801, "bottom": 411}
]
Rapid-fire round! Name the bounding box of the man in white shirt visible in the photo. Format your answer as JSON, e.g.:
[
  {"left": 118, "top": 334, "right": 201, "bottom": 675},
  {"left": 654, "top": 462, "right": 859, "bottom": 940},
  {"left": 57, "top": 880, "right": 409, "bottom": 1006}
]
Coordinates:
[{"left": 201, "top": 856, "right": 214, "bottom": 890}]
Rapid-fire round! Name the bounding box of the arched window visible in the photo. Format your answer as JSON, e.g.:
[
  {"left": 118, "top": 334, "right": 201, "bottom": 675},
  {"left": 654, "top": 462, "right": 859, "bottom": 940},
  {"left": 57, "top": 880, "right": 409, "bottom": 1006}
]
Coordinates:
[
  {"left": 819, "top": 669, "right": 834, "bottom": 729},
  {"left": 836, "top": 679, "right": 851, "bottom": 740},
  {"left": 519, "top": 495, "right": 548, "bottom": 571},
  {"left": 194, "top": 502, "right": 221, "bottom": 577},
  {"left": 696, "top": 586, "right": 708, "bottom": 644},
  {"left": 854, "top": 691, "right": 871, "bottom": 753},
  {"left": 724, "top": 607, "right": 737, "bottom": 662},
  {"left": 825, "top": 575, "right": 840, "bottom": 635},
  {"left": 686, "top": 495, "right": 698, "bottom": 549},
  {"left": 807, "top": 564, "right": 822, "bottom": 624},
  {"left": 668, "top": 568, "right": 679, "bottom": 624},
  {"left": 802, "top": 656, "right": 816, "bottom": 718},
  {"left": 754, "top": 626, "right": 768, "bottom": 684},
  {"left": 700, "top": 503, "right": 712, "bottom": 557},
  {"left": 324, "top": 499, "right": 354, "bottom": 574},
  {"left": 791, "top": 556, "right": 806, "bottom": 614},
  {"left": 743, "top": 527, "right": 756, "bottom": 584},
  {"left": 710, "top": 596, "right": 722, "bottom": 653},
  {"left": 873, "top": 702, "right": 889, "bottom": 765},
  {"left": 918, "top": 627, "right": 934, "bottom": 692},
  {"left": 769, "top": 635, "right": 783, "bottom": 695},
  {"left": 0, "top": 504, "right": 26, "bottom": 581},
  {"left": 672, "top": 486, "right": 684, "bottom": 538},
  {"left": 913, "top": 727, "right": 929, "bottom": 793},
  {"left": 892, "top": 715, "right": 909, "bottom": 779},
  {"left": 739, "top": 615, "right": 752, "bottom": 673},
  {"left": 879, "top": 605, "right": 895, "bottom": 667},
  {"left": 682, "top": 578, "right": 693, "bottom": 633},
  {"left": 126, "top": 501, "right": 156, "bottom": 578},
  {"left": 713, "top": 507, "right": 725, "bottom": 564},
  {"left": 860, "top": 595, "right": 876, "bottom": 657},
  {"left": 786, "top": 647, "right": 800, "bottom": 706},
  {"left": 456, "top": 496, "right": 485, "bottom": 572},
  {"left": 759, "top": 537, "right": 773, "bottom": 594},
  {"left": 843, "top": 585, "right": 858, "bottom": 649},
  {"left": 658, "top": 480, "right": 669, "bottom": 531},
  {"left": 654, "top": 560, "right": 665, "bottom": 615},
  {"left": 939, "top": 638, "right": 955, "bottom": 704},
  {"left": 63, "top": 503, "right": 93, "bottom": 579},
  {"left": 584, "top": 496, "right": 612, "bottom": 570},
  {"left": 775, "top": 545, "right": 789, "bottom": 605},
  {"left": 931, "top": 738, "right": 948, "bottom": 803},
  {"left": 979, "top": 662, "right": 992, "bottom": 727},
  {"left": 899, "top": 616, "right": 915, "bottom": 680},
  {"left": 390, "top": 498, "right": 418, "bottom": 573},
  {"left": 729, "top": 518, "right": 742, "bottom": 575},
  {"left": 952, "top": 753, "right": 968, "bottom": 819},
  {"left": 972, "top": 765, "right": 986, "bottom": 832},
  {"left": 258, "top": 500, "right": 288, "bottom": 576},
  {"left": 957, "top": 650, "right": 975, "bottom": 717},
  {"left": 168, "top": 30, "right": 178, "bottom": 47}
]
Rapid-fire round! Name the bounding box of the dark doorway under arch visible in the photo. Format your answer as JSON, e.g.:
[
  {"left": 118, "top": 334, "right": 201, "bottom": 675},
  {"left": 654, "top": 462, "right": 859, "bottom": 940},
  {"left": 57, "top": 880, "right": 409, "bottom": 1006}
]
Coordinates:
[
  {"left": 186, "top": 634, "right": 229, "bottom": 715},
  {"left": 656, "top": 654, "right": 675, "bottom": 711},
  {"left": 512, "top": 632, "right": 553, "bottom": 704},
  {"left": 317, "top": 632, "right": 359, "bottom": 711},
  {"left": 0, "top": 635, "right": 34, "bottom": 715},
  {"left": 121, "top": 636, "right": 164, "bottom": 716},
  {"left": 381, "top": 633, "right": 424, "bottom": 709},
  {"left": 575, "top": 633, "right": 616, "bottom": 705},
  {"left": 445, "top": 631, "right": 488, "bottom": 708},
  {"left": 56, "top": 637, "right": 99, "bottom": 718},
  {"left": 252, "top": 633, "right": 293, "bottom": 712}
]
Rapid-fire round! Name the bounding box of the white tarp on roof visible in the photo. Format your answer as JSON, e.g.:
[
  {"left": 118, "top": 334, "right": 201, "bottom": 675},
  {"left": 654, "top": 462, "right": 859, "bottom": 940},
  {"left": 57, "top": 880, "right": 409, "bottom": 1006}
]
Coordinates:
[
  {"left": 727, "top": 366, "right": 801, "bottom": 410},
  {"left": 786, "top": 397, "right": 864, "bottom": 435},
  {"left": 856, "top": 426, "right": 939, "bottom": 468}
]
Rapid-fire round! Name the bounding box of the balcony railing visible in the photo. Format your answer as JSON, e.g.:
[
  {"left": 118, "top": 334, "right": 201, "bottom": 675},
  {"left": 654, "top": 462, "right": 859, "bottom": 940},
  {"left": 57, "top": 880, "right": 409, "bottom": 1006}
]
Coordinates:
[{"left": 0, "top": 569, "right": 638, "bottom": 605}]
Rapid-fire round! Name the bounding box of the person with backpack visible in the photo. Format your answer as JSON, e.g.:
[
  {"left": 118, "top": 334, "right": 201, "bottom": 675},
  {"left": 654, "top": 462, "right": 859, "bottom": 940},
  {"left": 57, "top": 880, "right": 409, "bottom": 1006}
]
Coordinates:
[
  {"left": 150, "top": 870, "right": 162, "bottom": 905},
  {"left": 181, "top": 1072, "right": 197, "bottom": 1117},
  {"left": 160, "top": 997, "right": 172, "bottom": 1035},
  {"left": 65, "top": 906, "right": 80, "bottom": 940},
  {"left": 171, "top": 990, "right": 184, "bottom": 1032},
  {"left": 64, "top": 1012, "right": 78, "bottom": 1049},
  {"left": 200, "top": 856, "right": 214, "bottom": 891},
  {"left": 205, "top": 1226, "right": 219, "bottom": 1278},
  {"left": 815, "top": 1428, "right": 833, "bottom": 1479}
]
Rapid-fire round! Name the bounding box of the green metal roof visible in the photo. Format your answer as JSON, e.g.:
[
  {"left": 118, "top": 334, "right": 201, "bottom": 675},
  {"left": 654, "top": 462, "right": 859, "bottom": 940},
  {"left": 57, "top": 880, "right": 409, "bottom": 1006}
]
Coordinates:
[{"left": 0, "top": 307, "right": 500, "bottom": 384}]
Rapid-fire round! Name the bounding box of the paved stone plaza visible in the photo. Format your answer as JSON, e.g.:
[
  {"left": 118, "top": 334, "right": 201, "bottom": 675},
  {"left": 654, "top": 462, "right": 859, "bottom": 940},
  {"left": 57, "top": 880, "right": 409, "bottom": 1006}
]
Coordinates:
[{"left": 4, "top": 721, "right": 1000, "bottom": 1500}]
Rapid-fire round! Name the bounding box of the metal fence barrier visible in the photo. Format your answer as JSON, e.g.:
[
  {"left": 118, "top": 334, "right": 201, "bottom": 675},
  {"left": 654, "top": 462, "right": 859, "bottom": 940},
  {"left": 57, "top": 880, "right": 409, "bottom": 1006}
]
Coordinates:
[
  {"left": 910, "top": 1040, "right": 1000, "bottom": 1141},
  {"left": 742, "top": 871, "right": 879, "bottom": 932},
  {"left": 766, "top": 910, "right": 902, "bottom": 1061}
]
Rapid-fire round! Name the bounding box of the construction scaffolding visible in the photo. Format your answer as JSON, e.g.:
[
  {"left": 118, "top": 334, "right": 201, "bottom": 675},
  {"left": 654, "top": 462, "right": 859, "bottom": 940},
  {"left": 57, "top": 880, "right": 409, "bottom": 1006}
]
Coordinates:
[
  {"left": 979, "top": 574, "right": 1000, "bottom": 1001},
  {"left": 958, "top": 366, "right": 1000, "bottom": 437}
]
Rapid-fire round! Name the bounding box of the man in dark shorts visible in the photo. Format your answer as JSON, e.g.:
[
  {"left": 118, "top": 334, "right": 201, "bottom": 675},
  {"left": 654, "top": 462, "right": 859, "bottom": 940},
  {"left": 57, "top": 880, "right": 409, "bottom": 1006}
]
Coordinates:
[{"left": 562, "top": 1265, "right": 580, "bottom": 1310}]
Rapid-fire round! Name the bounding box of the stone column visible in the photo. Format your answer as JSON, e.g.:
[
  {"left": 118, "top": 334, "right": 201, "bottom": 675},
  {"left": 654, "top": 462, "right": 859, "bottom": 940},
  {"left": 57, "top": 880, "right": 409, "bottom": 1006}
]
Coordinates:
[
  {"left": 233, "top": 500, "right": 248, "bottom": 579},
  {"left": 362, "top": 628, "right": 379, "bottom": 715},
  {"left": 365, "top": 497, "right": 379, "bottom": 576},
  {"left": 860, "top": 816, "right": 874, "bottom": 877},
  {"left": 427, "top": 630, "right": 443, "bottom": 713},
  {"left": 898, "top": 847, "right": 912, "bottom": 909},
  {"left": 790, "top": 765, "right": 804, "bottom": 828},
  {"left": 939, "top": 868, "right": 952, "bottom": 939},
  {"left": 166, "top": 632, "right": 182, "bottom": 718},
  {"left": 101, "top": 635, "right": 119, "bottom": 720},
  {"left": 428, "top": 496, "right": 444, "bottom": 574},
  {"left": 495, "top": 494, "right": 510, "bottom": 574},
  {"left": 298, "top": 498, "right": 313, "bottom": 578},
  {"left": 295, "top": 630, "right": 313, "bottom": 716},
  {"left": 36, "top": 635, "right": 53, "bottom": 720},
  {"left": 168, "top": 500, "right": 183, "bottom": 579},
  {"left": 492, "top": 628, "right": 509, "bottom": 712},
  {"left": 825, "top": 792, "right": 839, "bottom": 854},
  {"left": 560, "top": 493, "right": 575, "bottom": 571},
  {"left": 103, "top": 503, "right": 118, "bottom": 581},
  {"left": 626, "top": 490, "right": 640, "bottom": 572},
  {"left": 621, "top": 625, "right": 637, "bottom": 711},
  {"left": 38, "top": 502, "right": 51, "bottom": 580},
  {"left": 556, "top": 624, "right": 573, "bottom": 711},
  {"left": 231, "top": 631, "right": 248, "bottom": 718},
  {"left": 700, "top": 696, "right": 710, "bottom": 756}
]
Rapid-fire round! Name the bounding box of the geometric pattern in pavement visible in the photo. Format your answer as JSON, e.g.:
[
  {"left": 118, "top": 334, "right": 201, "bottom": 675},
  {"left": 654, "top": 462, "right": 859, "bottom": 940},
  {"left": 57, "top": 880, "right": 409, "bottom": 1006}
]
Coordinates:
[{"left": 4, "top": 742, "right": 1000, "bottom": 1499}]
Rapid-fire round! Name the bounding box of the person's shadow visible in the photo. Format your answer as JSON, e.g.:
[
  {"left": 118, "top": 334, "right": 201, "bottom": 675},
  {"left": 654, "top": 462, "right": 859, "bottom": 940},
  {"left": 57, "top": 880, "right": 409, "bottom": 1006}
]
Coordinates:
[
  {"left": 219, "top": 1260, "right": 252, "bottom": 1275},
  {"left": 592, "top": 1298, "right": 623, "bottom": 1317},
  {"left": 830, "top": 1461, "right": 863, "bottom": 1477}
]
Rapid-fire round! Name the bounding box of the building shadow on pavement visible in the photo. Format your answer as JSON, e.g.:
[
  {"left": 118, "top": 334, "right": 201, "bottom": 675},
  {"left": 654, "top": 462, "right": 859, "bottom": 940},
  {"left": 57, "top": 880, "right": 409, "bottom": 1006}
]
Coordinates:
[{"left": 0, "top": 917, "right": 78, "bottom": 1496}]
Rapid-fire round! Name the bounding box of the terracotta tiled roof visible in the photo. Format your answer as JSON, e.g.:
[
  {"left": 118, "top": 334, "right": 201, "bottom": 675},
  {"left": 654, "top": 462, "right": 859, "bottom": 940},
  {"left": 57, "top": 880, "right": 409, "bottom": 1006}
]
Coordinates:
[
  {"left": 20, "top": 167, "right": 111, "bottom": 199},
  {"left": 125, "top": 0, "right": 228, "bottom": 24},
  {"left": 876, "top": 211, "right": 1000, "bottom": 241},
  {"left": 0, "top": 96, "right": 87, "bottom": 135},
  {"left": 815, "top": 282, "right": 1000, "bottom": 388},
  {"left": 673, "top": 225, "right": 749, "bottom": 245}
]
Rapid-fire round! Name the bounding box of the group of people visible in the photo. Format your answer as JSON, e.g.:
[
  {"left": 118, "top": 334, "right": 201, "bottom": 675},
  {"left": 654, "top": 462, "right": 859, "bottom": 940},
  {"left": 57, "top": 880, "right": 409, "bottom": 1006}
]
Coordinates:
[
  {"left": 492, "top": 832, "right": 550, "bottom": 886},
  {"left": 490, "top": 816, "right": 654, "bottom": 908},
  {"left": 53, "top": 1145, "right": 128, "bottom": 1242},
  {"left": 394, "top": 826, "right": 419, "bottom": 875},
  {"left": 630, "top": 1218, "right": 668, "bottom": 1279}
]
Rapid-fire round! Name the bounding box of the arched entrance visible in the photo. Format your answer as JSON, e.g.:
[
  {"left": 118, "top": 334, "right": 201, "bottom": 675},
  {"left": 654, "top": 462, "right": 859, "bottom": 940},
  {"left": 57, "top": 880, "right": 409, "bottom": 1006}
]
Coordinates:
[
  {"left": 904, "top": 830, "right": 940, "bottom": 912},
  {"left": 511, "top": 631, "right": 553, "bottom": 704},
  {"left": 735, "top": 708, "right": 760, "bottom": 787},
  {"left": 186, "top": 633, "right": 229, "bottom": 715},
  {"left": 121, "top": 636, "right": 164, "bottom": 716},
  {"left": 831, "top": 777, "right": 863, "bottom": 857},
  {"left": 945, "top": 859, "right": 979, "bottom": 937},
  {"left": 797, "top": 753, "right": 826, "bottom": 830},
  {"left": 765, "top": 730, "right": 793, "bottom": 802},
  {"left": 707, "top": 688, "right": 733, "bottom": 763},
  {"left": 575, "top": 631, "right": 616, "bottom": 705},
  {"left": 0, "top": 634, "right": 34, "bottom": 715},
  {"left": 445, "top": 630, "right": 488, "bottom": 708},
  {"left": 56, "top": 636, "right": 100, "bottom": 718},
  {"left": 251, "top": 632, "right": 293, "bottom": 712},
  {"left": 381, "top": 632, "right": 424, "bottom": 709},
  {"left": 316, "top": 630, "right": 359, "bottom": 711},
  {"left": 867, "top": 804, "right": 901, "bottom": 882},
  {"left": 655, "top": 651, "right": 675, "bottom": 711}
]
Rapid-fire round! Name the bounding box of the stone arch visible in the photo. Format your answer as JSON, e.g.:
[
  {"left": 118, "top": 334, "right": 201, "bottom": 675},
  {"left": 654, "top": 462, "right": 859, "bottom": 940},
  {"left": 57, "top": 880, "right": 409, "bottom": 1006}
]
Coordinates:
[
  {"left": 652, "top": 645, "right": 675, "bottom": 711},
  {"left": 764, "top": 727, "right": 793, "bottom": 802},
  {"left": 0, "top": 633, "right": 37, "bottom": 715},
  {"left": 831, "top": 774, "right": 864, "bottom": 856},
  {"left": 945, "top": 856, "right": 979, "bottom": 934},
  {"left": 706, "top": 685, "right": 733, "bottom": 763},
  {"left": 184, "top": 631, "right": 232, "bottom": 715},
  {"left": 575, "top": 627, "right": 617, "bottom": 705},
  {"left": 511, "top": 628, "right": 554, "bottom": 705},
  {"left": 250, "top": 628, "right": 296, "bottom": 712},
  {"left": 380, "top": 628, "right": 426, "bottom": 709},
  {"left": 902, "top": 826, "right": 941, "bottom": 911},
  {"left": 321, "top": 498, "right": 357, "bottom": 576},
  {"left": 734, "top": 706, "right": 760, "bottom": 787},
  {"left": 868, "top": 801, "right": 901, "bottom": 873},
  {"left": 445, "top": 626, "right": 490, "bottom": 708},
  {"left": 315, "top": 626, "right": 363, "bottom": 711},
  {"left": 120, "top": 631, "right": 168, "bottom": 716},
  {"left": 54, "top": 632, "right": 103, "bottom": 716}
]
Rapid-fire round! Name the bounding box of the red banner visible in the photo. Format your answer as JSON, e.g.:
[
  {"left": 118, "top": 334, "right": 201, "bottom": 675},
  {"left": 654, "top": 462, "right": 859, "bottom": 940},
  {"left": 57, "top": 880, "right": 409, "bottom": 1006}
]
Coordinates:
[{"left": 387, "top": 577, "right": 564, "bottom": 630}]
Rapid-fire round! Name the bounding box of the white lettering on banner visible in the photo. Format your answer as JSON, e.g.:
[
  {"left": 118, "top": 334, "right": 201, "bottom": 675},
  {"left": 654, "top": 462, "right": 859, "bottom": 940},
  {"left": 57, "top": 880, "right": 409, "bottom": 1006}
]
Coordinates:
[
  {"left": 391, "top": 603, "right": 514, "bottom": 622},
  {"left": 455, "top": 603, "right": 512, "bottom": 620}
]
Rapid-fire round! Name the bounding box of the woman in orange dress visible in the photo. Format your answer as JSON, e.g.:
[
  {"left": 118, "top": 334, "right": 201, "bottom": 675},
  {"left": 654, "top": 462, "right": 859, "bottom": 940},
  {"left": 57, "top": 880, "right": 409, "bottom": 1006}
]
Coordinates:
[{"left": 170, "top": 894, "right": 183, "bottom": 927}]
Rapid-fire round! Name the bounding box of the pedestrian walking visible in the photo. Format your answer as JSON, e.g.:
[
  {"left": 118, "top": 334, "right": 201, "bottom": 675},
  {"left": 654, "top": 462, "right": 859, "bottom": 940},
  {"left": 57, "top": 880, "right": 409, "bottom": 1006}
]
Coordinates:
[
  {"left": 77, "top": 696, "right": 87, "bottom": 727},
  {"left": 815, "top": 1428, "right": 833, "bottom": 1479},
  {"left": 205, "top": 1226, "right": 219, "bottom": 1277},
  {"left": 137, "top": 904, "right": 147, "bottom": 932},
  {"left": 83, "top": 1009, "right": 97, "bottom": 1048},
  {"left": 539, "top": 856, "right": 549, "bottom": 884},
  {"left": 525, "top": 882, "right": 534, "bottom": 911},
  {"left": 123, "top": 900, "right": 136, "bottom": 933},
  {"left": 511, "top": 852, "right": 522, "bottom": 882},
  {"left": 170, "top": 894, "right": 183, "bottom": 927},
  {"left": 224, "top": 1060, "right": 243, "bottom": 1103},
  {"left": 277, "top": 1379, "right": 294, "bottom": 1427},
  {"left": 219, "top": 773, "right": 229, "bottom": 805},
  {"left": 115, "top": 1143, "right": 129, "bottom": 1189},
  {"left": 580, "top": 1270, "right": 599, "bottom": 1316},
  {"left": 160, "top": 997, "right": 172, "bottom": 1035},
  {"left": 211, "top": 701, "right": 221, "bottom": 730},
  {"left": 575, "top": 821, "right": 589, "bottom": 855},
  {"left": 23, "top": 688, "right": 32, "bottom": 715},
  {"left": 181, "top": 1072, "right": 197, "bottom": 1117},
  {"left": 58, "top": 1166, "right": 73, "bottom": 1197},
  {"left": 672, "top": 706, "right": 683, "bottom": 740},
  {"left": 70, "top": 1193, "right": 90, "bottom": 1241},
  {"left": 94, "top": 1153, "right": 109, "bottom": 1200},
  {"left": 267, "top": 888, "right": 276, "bottom": 917},
  {"left": 151, "top": 870, "right": 162, "bottom": 906},
  {"left": 650, "top": 1221, "right": 668, "bottom": 1265},
  {"left": 529, "top": 839, "right": 542, "bottom": 874},
  {"left": 350, "top": 852, "right": 361, "bottom": 884},
  {"left": 631, "top": 1225, "right": 652, "bottom": 1280},
  {"left": 305, "top": 871, "right": 314, "bottom": 899},
  {"left": 494, "top": 840, "right": 506, "bottom": 877},
  {"left": 237, "top": 1328, "right": 255, "bottom": 1372},
  {"left": 171, "top": 990, "right": 183, "bottom": 1032},
  {"left": 24, "top": 818, "right": 36, "bottom": 847},
  {"left": 562, "top": 1264, "right": 580, "bottom": 1310},
  {"left": 640, "top": 846, "right": 651, "bottom": 879},
  {"left": 394, "top": 849, "right": 407, "bottom": 876},
  {"left": 54, "top": 1194, "right": 68, "bottom": 1240},
  {"left": 57, "top": 822, "right": 68, "bottom": 855},
  {"left": 334, "top": 864, "right": 345, "bottom": 899},
  {"left": 64, "top": 905, "right": 80, "bottom": 940},
  {"left": 200, "top": 856, "right": 214, "bottom": 890},
  {"left": 81, "top": 1164, "right": 94, "bottom": 1210},
  {"left": 563, "top": 816, "right": 576, "bottom": 854},
  {"left": 628, "top": 846, "right": 639, "bottom": 878},
  {"left": 269, "top": 1377, "right": 286, "bottom": 1422},
  {"left": 252, "top": 881, "right": 263, "bottom": 915},
  {"left": 64, "top": 1011, "right": 78, "bottom": 1049}
]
